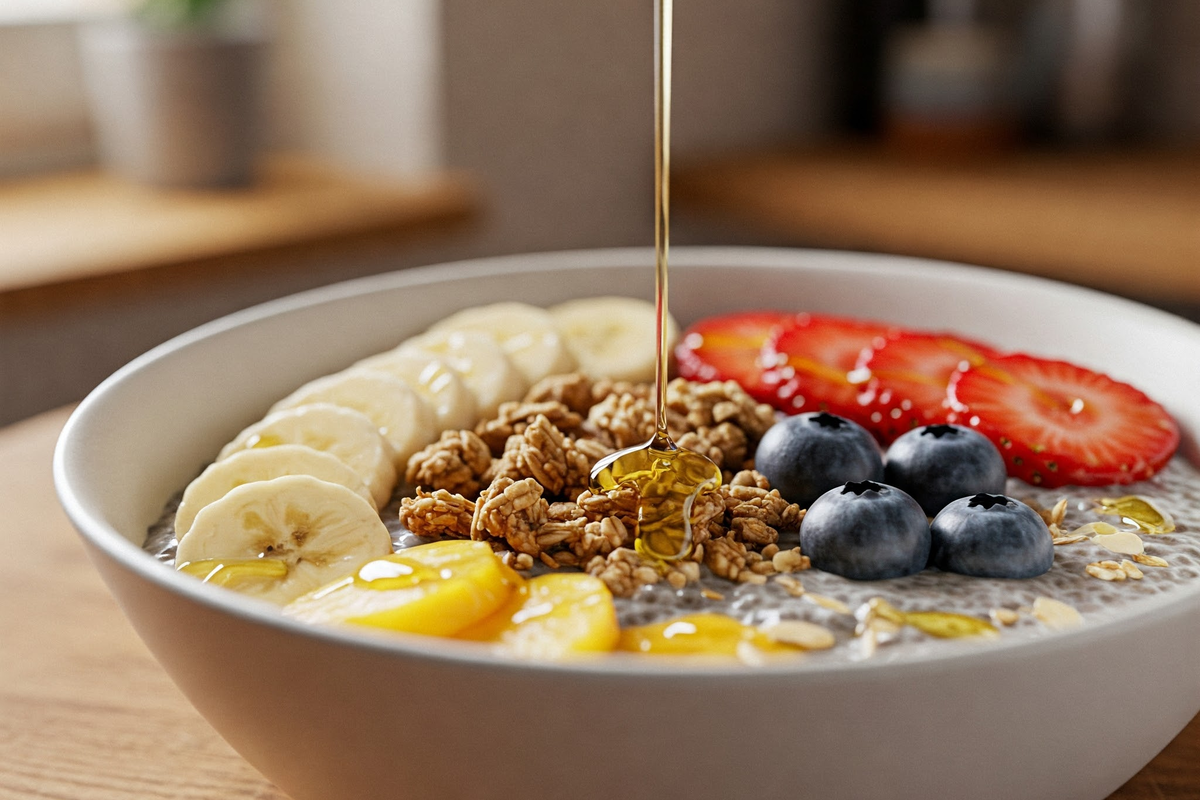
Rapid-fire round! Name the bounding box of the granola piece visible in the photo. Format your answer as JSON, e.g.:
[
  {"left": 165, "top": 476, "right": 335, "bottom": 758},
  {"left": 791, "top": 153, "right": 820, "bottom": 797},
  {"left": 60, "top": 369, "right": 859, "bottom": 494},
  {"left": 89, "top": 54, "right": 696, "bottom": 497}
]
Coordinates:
[
  {"left": 731, "top": 517, "right": 778, "bottom": 546},
  {"left": 704, "top": 534, "right": 749, "bottom": 582},
  {"left": 536, "top": 502, "right": 588, "bottom": 551},
  {"left": 524, "top": 372, "right": 597, "bottom": 415},
  {"left": 475, "top": 400, "right": 583, "bottom": 455},
  {"left": 405, "top": 429, "right": 493, "bottom": 499},
  {"left": 398, "top": 488, "right": 475, "bottom": 539},
  {"left": 573, "top": 517, "right": 634, "bottom": 562},
  {"left": 729, "top": 469, "right": 771, "bottom": 490},
  {"left": 591, "top": 378, "right": 652, "bottom": 405},
  {"left": 586, "top": 391, "right": 657, "bottom": 450},
  {"left": 470, "top": 476, "right": 550, "bottom": 556},
  {"left": 772, "top": 547, "right": 810, "bottom": 573},
  {"left": 576, "top": 484, "right": 641, "bottom": 531},
  {"left": 717, "top": 482, "right": 803, "bottom": 548},
  {"left": 586, "top": 547, "right": 661, "bottom": 598},
  {"left": 675, "top": 422, "right": 748, "bottom": 470},
  {"left": 487, "top": 414, "right": 569, "bottom": 495},
  {"left": 664, "top": 379, "right": 776, "bottom": 445},
  {"left": 583, "top": 546, "right": 699, "bottom": 597},
  {"left": 688, "top": 487, "right": 726, "bottom": 551},
  {"left": 560, "top": 436, "right": 615, "bottom": 502},
  {"left": 498, "top": 551, "right": 536, "bottom": 571}
]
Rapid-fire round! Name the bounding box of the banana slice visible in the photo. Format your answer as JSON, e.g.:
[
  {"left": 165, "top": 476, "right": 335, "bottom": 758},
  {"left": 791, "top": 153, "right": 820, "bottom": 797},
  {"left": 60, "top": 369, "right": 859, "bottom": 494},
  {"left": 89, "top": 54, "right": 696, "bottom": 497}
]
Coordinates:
[
  {"left": 456, "top": 573, "right": 619, "bottom": 660},
  {"left": 176, "top": 475, "right": 394, "bottom": 605},
  {"left": 428, "top": 302, "right": 576, "bottom": 386},
  {"left": 218, "top": 404, "right": 397, "bottom": 508},
  {"left": 284, "top": 539, "right": 521, "bottom": 636},
  {"left": 269, "top": 371, "right": 437, "bottom": 467},
  {"left": 549, "top": 296, "right": 678, "bottom": 383},
  {"left": 351, "top": 350, "right": 477, "bottom": 432},
  {"left": 398, "top": 329, "right": 527, "bottom": 418},
  {"left": 175, "top": 444, "right": 375, "bottom": 540}
]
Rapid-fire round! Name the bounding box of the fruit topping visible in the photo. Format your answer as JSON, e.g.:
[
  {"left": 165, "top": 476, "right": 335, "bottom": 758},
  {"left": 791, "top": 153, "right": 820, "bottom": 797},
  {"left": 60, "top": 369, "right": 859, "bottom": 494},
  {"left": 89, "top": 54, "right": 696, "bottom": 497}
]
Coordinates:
[
  {"left": 856, "top": 331, "right": 1001, "bottom": 443},
  {"left": 947, "top": 354, "right": 1180, "bottom": 487},
  {"left": 929, "top": 493, "right": 1054, "bottom": 579},
  {"left": 674, "top": 310, "right": 792, "bottom": 402},
  {"left": 754, "top": 412, "right": 885, "bottom": 508},
  {"left": 176, "top": 475, "right": 394, "bottom": 604},
  {"left": 283, "top": 540, "right": 522, "bottom": 636},
  {"left": 457, "top": 573, "right": 620, "bottom": 659},
  {"left": 799, "top": 480, "right": 931, "bottom": 581},
  {"left": 549, "top": 296, "right": 679, "bottom": 384},
  {"left": 759, "top": 313, "right": 898, "bottom": 423},
  {"left": 883, "top": 424, "right": 1008, "bottom": 516}
]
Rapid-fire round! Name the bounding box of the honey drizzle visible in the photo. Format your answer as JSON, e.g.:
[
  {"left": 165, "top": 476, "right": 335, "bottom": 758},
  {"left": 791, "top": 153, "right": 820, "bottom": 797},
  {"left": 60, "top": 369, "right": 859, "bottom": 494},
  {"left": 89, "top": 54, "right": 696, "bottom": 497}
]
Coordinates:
[
  {"left": 589, "top": 0, "right": 721, "bottom": 563},
  {"left": 652, "top": 0, "right": 672, "bottom": 440}
]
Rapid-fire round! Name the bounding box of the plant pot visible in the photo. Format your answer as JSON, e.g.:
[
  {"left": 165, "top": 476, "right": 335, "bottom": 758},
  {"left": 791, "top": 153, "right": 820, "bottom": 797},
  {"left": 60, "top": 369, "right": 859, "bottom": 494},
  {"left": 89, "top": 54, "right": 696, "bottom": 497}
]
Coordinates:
[{"left": 78, "top": 18, "right": 264, "bottom": 188}]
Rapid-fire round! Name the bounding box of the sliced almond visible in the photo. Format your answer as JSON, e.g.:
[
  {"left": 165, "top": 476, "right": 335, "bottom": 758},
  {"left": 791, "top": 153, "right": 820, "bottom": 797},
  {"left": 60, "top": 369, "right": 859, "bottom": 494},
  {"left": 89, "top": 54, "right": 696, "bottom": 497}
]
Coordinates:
[
  {"left": 1091, "top": 531, "right": 1145, "bottom": 555},
  {"left": 804, "top": 593, "right": 852, "bottom": 616},
  {"left": 761, "top": 619, "right": 836, "bottom": 650},
  {"left": 1032, "top": 596, "right": 1083, "bottom": 630}
]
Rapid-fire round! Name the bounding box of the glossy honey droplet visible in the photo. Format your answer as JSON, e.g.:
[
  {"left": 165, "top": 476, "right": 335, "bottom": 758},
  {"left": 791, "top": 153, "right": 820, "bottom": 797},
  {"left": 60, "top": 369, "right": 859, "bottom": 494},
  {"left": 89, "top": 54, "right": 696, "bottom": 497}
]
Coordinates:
[
  {"left": 903, "top": 611, "right": 999, "bottom": 639},
  {"left": 617, "top": 613, "right": 801, "bottom": 660},
  {"left": 590, "top": 440, "right": 722, "bottom": 561},
  {"left": 178, "top": 557, "right": 289, "bottom": 587},
  {"left": 353, "top": 556, "right": 442, "bottom": 591},
  {"left": 1095, "top": 496, "right": 1175, "bottom": 535}
]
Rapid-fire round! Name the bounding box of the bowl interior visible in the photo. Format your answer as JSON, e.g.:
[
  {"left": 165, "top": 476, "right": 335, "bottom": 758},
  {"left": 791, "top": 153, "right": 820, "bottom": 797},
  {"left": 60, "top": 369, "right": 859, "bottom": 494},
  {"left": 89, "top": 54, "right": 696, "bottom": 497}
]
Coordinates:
[{"left": 56, "top": 246, "right": 1200, "bottom": 655}]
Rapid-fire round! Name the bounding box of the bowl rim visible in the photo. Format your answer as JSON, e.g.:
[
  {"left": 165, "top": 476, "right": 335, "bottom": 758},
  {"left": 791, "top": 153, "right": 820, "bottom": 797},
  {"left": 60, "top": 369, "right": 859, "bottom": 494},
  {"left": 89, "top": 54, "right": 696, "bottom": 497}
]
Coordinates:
[{"left": 53, "top": 245, "right": 1200, "bottom": 679}]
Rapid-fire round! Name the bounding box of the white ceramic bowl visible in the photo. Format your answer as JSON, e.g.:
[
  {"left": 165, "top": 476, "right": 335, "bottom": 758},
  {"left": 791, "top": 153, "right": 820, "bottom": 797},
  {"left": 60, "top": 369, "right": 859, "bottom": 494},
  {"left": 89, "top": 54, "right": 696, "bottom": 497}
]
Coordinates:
[{"left": 56, "top": 248, "right": 1200, "bottom": 800}]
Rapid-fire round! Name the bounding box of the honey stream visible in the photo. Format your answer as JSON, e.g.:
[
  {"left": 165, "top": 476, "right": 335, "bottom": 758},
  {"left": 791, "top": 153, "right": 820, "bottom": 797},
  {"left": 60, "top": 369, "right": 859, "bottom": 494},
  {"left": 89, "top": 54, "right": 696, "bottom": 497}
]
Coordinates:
[{"left": 589, "top": 0, "right": 722, "bottom": 562}]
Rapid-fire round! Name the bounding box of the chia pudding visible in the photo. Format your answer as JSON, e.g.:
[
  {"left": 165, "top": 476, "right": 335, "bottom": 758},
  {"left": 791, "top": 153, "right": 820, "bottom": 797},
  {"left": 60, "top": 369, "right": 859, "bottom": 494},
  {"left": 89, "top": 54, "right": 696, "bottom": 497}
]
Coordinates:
[{"left": 145, "top": 449, "right": 1200, "bottom": 665}]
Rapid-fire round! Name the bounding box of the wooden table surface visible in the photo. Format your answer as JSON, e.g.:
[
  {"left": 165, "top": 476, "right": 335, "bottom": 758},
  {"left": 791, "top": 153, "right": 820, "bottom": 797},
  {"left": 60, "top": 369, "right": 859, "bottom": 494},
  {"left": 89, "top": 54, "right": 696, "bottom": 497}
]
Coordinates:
[{"left": 3, "top": 406, "right": 1198, "bottom": 799}]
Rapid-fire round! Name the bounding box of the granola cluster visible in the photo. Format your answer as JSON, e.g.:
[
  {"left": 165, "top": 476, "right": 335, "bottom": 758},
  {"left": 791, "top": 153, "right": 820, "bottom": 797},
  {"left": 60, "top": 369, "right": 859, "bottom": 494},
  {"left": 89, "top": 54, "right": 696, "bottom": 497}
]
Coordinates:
[{"left": 398, "top": 373, "right": 808, "bottom": 598}]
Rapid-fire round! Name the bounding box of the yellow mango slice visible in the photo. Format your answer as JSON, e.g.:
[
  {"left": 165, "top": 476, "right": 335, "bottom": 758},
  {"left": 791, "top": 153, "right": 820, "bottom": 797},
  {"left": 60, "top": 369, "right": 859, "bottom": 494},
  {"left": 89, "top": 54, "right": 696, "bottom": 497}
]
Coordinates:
[
  {"left": 283, "top": 540, "right": 522, "bottom": 637},
  {"left": 617, "top": 613, "right": 801, "bottom": 661},
  {"left": 457, "top": 573, "right": 619, "bottom": 660}
]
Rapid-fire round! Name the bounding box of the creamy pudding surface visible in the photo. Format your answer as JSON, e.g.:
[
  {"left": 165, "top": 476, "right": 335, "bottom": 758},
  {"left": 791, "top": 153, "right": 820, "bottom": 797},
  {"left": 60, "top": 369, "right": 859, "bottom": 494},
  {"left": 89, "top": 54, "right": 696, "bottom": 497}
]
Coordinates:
[{"left": 147, "top": 451, "right": 1200, "bottom": 665}]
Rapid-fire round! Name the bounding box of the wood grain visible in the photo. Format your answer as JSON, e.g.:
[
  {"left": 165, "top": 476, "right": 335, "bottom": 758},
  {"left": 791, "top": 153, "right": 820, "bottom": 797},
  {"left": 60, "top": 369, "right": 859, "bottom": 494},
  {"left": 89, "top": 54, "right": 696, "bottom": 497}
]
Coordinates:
[
  {"left": 1, "top": 407, "right": 1195, "bottom": 799},
  {"left": 674, "top": 146, "right": 1200, "bottom": 304},
  {"left": 0, "top": 154, "right": 476, "bottom": 294}
]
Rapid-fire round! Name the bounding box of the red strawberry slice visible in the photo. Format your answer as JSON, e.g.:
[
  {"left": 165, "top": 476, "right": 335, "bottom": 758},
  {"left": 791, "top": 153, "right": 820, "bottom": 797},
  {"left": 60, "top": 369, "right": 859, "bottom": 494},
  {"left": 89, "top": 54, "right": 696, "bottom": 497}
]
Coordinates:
[
  {"left": 674, "top": 311, "right": 792, "bottom": 402},
  {"left": 857, "top": 331, "right": 1002, "bottom": 443},
  {"left": 760, "top": 313, "right": 900, "bottom": 424},
  {"left": 947, "top": 354, "right": 1179, "bottom": 487}
]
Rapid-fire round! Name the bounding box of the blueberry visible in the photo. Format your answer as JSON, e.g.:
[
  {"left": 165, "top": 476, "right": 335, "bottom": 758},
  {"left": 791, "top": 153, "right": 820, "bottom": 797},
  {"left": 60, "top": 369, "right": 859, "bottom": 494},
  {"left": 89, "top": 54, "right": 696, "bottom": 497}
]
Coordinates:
[
  {"left": 930, "top": 493, "right": 1054, "bottom": 579},
  {"left": 755, "top": 412, "right": 884, "bottom": 508},
  {"left": 799, "top": 480, "right": 930, "bottom": 580},
  {"left": 884, "top": 424, "right": 1007, "bottom": 516}
]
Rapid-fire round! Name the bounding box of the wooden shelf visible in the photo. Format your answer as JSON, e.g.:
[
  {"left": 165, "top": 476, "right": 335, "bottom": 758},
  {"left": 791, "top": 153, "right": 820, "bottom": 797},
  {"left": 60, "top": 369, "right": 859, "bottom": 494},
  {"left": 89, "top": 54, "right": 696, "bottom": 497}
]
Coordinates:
[
  {"left": 0, "top": 154, "right": 477, "bottom": 294},
  {"left": 674, "top": 146, "right": 1200, "bottom": 304}
]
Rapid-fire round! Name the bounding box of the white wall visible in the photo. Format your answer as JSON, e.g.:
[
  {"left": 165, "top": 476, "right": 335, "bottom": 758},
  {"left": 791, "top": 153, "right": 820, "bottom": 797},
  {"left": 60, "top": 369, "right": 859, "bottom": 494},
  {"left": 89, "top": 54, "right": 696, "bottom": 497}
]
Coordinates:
[{"left": 266, "top": 0, "right": 443, "bottom": 178}]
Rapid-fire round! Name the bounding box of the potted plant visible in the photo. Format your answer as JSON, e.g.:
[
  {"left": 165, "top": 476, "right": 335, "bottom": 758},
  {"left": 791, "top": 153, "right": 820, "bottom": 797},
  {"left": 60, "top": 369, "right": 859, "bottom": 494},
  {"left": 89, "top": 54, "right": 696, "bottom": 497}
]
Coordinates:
[{"left": 78, "top": 0, "right": 266, "bottom": 187}]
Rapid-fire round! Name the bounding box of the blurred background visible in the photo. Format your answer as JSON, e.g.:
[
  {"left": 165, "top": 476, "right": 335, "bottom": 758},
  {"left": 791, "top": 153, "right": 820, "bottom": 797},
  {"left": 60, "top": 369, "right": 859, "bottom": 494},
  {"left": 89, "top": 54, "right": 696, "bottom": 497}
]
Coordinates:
[{"left": 1, "top": 0, "right": 1198, "bottom": 426}]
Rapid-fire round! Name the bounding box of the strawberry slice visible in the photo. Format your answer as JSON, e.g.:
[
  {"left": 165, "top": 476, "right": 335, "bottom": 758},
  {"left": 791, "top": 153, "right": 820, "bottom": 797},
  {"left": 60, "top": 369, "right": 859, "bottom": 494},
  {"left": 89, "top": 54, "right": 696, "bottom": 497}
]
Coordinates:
[
  {"left": 947, "top": 354, "right": 1179, "bottom": 487},
  {"left": 675, "top": 310, "right": 792, "bottom": 402},
  {"left": 760, "top": 313, "right": 900, "bottom": 424},
  {"left": 857, "top": 331, "right": 1002, "bottom": 443}
]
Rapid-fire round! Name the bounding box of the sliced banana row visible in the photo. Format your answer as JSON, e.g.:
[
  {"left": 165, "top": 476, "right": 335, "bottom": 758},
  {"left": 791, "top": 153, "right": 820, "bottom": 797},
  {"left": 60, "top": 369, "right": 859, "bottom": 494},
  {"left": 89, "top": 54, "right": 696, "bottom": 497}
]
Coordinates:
[
  {"left": 218, "top": 403, "right": 398, "bottom": 509},
  {"left": 175, "top": 444, "right": 376, "bottom": 539},
  {"left": 177, "top": 475, "right": 393, "bottom": 605},
  {"left": 174, "top": 295, "right": 667, "bottom": 608}
]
